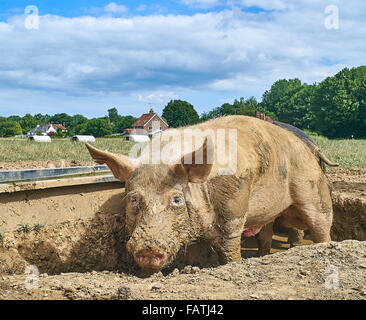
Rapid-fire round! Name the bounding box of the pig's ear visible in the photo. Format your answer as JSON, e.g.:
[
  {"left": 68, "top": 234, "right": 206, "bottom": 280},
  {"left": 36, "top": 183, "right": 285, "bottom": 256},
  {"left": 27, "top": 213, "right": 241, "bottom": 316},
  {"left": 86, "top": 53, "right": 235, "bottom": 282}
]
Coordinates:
[
  {"left": 85, "top": 143, "right": 140, "bottom": 182},
  {"left": 172, "top": 136, "right": 214, "bottom": 183}
]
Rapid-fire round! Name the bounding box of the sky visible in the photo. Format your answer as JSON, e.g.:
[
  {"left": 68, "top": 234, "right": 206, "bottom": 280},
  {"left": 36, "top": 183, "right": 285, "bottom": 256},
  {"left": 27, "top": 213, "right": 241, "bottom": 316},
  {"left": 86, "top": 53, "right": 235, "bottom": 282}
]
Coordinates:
[{"left": 0, "top": 0, "right": 365, "bottom": 118}]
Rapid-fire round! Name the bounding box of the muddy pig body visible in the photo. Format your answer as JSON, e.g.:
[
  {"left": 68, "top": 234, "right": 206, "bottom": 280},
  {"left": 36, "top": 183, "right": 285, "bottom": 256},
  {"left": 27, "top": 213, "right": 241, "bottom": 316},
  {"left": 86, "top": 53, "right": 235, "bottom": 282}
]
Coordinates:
[
  {"left": 86, "top": 115, "right": 333, "bottom": 271},
  {"left": 245, "top": 120, "right": 338, "bottom": 256}
]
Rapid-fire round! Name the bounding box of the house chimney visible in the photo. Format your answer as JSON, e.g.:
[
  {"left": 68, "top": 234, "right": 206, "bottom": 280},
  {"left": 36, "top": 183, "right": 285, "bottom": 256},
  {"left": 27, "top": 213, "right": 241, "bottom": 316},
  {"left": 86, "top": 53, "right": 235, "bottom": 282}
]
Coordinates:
[{"left": 150, "top": 108, "right": 154, "bottom": 114}]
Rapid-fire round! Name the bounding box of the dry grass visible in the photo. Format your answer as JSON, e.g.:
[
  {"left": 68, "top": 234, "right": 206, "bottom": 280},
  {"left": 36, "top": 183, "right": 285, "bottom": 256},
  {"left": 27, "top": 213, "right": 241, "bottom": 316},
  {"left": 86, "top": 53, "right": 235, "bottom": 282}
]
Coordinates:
[
  {"left": 312, "top": 135, "right": 366, "bottom": 169},
  {"left": 0, "top": 135, "right": 365, "bottom": 169},
  {"left": 0, "top": 138, "right": 136, "bottom": 163}
]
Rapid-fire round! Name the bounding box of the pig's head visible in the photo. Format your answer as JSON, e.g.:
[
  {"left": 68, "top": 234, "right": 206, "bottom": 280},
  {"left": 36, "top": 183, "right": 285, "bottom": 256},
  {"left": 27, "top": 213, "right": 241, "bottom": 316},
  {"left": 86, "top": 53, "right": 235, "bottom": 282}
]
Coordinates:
[{"left": 85, "top": 138, "right": 213, "bottom": 271}]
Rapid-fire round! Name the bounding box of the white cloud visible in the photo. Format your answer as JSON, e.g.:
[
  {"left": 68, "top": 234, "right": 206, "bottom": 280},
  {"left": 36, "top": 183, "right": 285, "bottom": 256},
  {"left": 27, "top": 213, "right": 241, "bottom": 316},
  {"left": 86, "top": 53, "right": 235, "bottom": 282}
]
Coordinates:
[
  {"left": 0, "top": 1, "right": 365, "bottom": 116},
  {"left": 138, "top": 92, "right": 178, "bottom": 103},
  {"left": 104, "top": 2, "right": 128, "bottom": 13}
]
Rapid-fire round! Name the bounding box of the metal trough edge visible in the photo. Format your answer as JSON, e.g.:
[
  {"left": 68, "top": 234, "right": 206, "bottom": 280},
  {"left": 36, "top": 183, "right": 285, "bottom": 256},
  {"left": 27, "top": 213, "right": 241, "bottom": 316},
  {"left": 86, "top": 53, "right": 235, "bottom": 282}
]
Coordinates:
[
  {"left": 0, "top": 174, "right": 122, "bottom": 193},
  {"left": 0, "top": 165, "right": 110, "bottom": 183}
]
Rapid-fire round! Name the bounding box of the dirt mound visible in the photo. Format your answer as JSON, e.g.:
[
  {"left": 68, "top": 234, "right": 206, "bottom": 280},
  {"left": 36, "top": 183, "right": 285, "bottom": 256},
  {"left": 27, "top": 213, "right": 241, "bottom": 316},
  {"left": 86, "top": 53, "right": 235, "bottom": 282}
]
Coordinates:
[
  {"left": 331, "top": 181, "right": 366, "bottom": 241},
  {"left": 0, "top": 210, "right": 219, "bottom": 276},
  {"left": 1, "top": 240, "right": 365, "bottom": 300}
]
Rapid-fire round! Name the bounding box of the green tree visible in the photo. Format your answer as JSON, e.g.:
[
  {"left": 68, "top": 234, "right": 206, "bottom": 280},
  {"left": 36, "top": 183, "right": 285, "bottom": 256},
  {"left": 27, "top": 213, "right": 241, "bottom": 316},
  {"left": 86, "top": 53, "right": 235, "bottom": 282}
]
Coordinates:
[
  {"left": 162, "top": 100, "right": 200, "bottom": 128},
  {"left": 20, "top": 114, "right": 38, "bottom": 134},
  {"left": 311, "top": 66, "right": 366, "bottom": 138},
  {"left": 108, "top": 108, "right": 121, "bottom": 124},
  {"left": 233, "top": 97, "right": 257, "bottom": 116},
  {"left": 55, "top": 128, "right": 64, "bottom": 138},
  {"left": 70, "top": 114, "right": 88, "bottom": 132},
  {"left": 34, "top": 113, "right": 51, "bottom": 124},
  {"left": 114, "top": 116, "right": 137, "bottom": 133},
  {"left": 49, "top": 113, "right": 73, "bottom": 128},
  {"left": 200, "top": 97, "right": 262, "bottom": 122},
  {"left": 7, "top": 115, "right": 22, "bottom": 123},
  {"left": 0, "top": 120, "right": 18, "bottom": 137},
  {"left": 81, "top": 118, "right": 112, "bottom": 137},
  {"left": 6, "top": 115, "right": 23, "bottom": 135},
  {"left": 74, "top": 122, "right": 87, "bottom": 135},
  {"left": 15, "top": 122, "right": 23, "bottom": 135},
  {"left": 260, "top": 79, "right": 314, "bottom": 128}
]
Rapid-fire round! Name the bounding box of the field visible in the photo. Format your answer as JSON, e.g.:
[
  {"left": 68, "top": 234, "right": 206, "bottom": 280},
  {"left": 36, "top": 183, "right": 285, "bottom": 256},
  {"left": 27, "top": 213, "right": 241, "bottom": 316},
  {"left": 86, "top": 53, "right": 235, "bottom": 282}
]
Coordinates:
[
  {"left": 0, "top": 138, "right": 138, "bottom": 170},
  {"left": 312, "top": 136, "right": 366, "bottom": 169},
  {"left": 0, "top": 135, "right": 365, "bottom": 170}
]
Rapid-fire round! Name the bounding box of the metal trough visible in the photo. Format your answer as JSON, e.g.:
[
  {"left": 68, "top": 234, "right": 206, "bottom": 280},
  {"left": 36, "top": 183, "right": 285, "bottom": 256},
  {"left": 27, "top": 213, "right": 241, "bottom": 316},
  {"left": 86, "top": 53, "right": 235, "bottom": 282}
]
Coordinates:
[{"left": 0, "top": 165, "right": 124, "bottom": 233}]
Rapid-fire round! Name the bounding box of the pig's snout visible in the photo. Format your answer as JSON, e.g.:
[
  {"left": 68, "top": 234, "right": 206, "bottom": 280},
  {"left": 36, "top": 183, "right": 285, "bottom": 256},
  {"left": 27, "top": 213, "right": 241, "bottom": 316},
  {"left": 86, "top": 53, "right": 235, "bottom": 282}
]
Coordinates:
[{"left": 134, "top": 248, "right": 167, "bottom": 270}]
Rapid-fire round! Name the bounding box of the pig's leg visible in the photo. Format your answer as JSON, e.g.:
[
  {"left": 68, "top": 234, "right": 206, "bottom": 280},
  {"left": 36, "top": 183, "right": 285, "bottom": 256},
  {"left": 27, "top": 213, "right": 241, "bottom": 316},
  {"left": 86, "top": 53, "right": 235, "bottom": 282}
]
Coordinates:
[
  {"left": 295, "top": 205, "right": 332, "bottom": 243},
  {"left": 255, "top": 222, "right": 274, "bottom": 256},
  {"left": 214, "top": 236, "right": 242, "bottom": 264},
  {"left": 288, "top": 228, "right": 304, "bottom": 247},
  {"left": 292, "top": 177, "right": 333, "bottom": 243}
]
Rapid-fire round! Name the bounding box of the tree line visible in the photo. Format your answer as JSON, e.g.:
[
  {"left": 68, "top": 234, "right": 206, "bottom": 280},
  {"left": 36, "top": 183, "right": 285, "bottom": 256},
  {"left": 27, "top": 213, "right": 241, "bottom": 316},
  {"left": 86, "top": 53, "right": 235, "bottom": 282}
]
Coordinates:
[
  {"left": 0, "top": 66, "right": 365, "bottom": 139},
  {"left": 0, "top": 110, "right": 138, "bottom": 138},
  {"left": 164, "top": 66, "right": 366, "bottom": 139}
]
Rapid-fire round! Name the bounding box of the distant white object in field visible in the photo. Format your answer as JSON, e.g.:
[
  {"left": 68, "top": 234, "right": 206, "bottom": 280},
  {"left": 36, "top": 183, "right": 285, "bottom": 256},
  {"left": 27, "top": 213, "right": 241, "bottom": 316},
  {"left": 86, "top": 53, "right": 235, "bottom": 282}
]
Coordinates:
[
  {"left": 125, "top": 135, "right": 150, "bottom": 143},
  {"left": 28, "top": 136, "right": 52, "bottom": 143},
  {"left": 70, "top": 135, "right": 96, "bottom": 143}
]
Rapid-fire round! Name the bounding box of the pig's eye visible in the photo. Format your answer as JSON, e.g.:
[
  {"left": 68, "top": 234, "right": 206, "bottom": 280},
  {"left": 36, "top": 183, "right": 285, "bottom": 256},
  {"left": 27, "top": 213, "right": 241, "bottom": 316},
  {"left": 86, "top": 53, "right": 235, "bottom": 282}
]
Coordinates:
[
  {"left": 130, "top": 197, "right": 138, "bottom": 206},
  {"left": 172, "top": 196, "right": 184, "bottom": 206}
]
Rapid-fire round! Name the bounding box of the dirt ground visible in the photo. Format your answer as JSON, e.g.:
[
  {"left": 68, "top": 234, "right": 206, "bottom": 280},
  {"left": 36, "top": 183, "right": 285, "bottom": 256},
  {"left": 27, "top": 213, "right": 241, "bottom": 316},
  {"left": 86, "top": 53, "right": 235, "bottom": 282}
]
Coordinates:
[
  {"left": 0, "top": 160, "right": 94, "bottom": 170},
  {"left": 0, "top": 167, "right": 365, "bottom": 300},
  {"left": 0, "top": 241, "right": 365, "bottom": 300},
  {"left": 327, "top": 168, "right": 366, "bottom": 184}
]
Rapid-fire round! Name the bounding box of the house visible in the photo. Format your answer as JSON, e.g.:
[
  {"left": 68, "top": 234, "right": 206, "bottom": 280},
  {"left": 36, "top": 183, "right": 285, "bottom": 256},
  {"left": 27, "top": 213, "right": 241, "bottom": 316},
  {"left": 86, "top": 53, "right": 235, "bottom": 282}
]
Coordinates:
[
  {"left": 27, "top": 123, "right": 67, "bottom": 137},
  {"left": 131, "top": 109, "right": 168, "bottom": 136}
]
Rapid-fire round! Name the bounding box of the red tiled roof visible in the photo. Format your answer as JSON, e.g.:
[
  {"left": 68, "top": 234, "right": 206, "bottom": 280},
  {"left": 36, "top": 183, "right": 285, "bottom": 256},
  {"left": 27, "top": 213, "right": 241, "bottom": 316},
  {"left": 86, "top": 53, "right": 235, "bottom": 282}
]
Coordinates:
[
  {"left": 132, "top": 113, "right": 155, "bottom": 127},
  {"left": 52, "top": 124, "right": 67, "bottom": 131}
]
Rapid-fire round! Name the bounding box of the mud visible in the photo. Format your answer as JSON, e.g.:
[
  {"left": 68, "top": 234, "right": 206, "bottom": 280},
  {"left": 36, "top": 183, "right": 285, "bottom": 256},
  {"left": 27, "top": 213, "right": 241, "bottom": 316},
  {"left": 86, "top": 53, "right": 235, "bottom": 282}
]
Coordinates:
[{"left": 0, "top": 167, "right": 365, "bottom": 300}]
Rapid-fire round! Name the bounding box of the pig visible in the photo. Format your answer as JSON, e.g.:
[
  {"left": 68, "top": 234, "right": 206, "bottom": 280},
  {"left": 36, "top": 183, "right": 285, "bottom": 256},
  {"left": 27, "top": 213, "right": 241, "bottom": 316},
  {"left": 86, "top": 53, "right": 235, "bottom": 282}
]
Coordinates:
[
  {"left": 246, "top": 121, "right": 338, "bottom": 256},
  {"left": 85, "top": 115, "right": 333, "bottom": 272}
]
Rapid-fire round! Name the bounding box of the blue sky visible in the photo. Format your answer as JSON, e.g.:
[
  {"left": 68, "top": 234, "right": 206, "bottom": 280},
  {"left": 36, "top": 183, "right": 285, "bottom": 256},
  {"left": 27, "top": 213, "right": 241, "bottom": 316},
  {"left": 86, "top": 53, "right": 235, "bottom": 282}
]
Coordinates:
[
  {"left": 0, "top": 0, "right": 267, "bottom": 18},
  {"left": 0, "top": 0, "right": 365, "bottom": 118}
]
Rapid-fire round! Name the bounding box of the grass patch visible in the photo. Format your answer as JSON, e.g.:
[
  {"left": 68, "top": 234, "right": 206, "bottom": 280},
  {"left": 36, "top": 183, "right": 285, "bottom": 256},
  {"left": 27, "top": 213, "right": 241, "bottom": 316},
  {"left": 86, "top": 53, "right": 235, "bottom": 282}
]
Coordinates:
[
  {"left": 17, "top": 224, "right": 32, "bottom": 234},
  {"left": 0, "top": 136, "right": 365, "bottom": 169},
  {"left": 0, "top": 138, "right": 136, "bottom": 163},
  {"left": 16, "top": 224, "right": 45, "bottom": 234},
  {"left": 311, "top": 136, "right": 366, "bottom": 169},
  {"left": 32, "top": 224, "right": 44, "bottom": 233}
]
